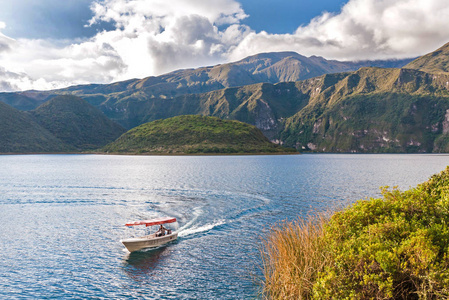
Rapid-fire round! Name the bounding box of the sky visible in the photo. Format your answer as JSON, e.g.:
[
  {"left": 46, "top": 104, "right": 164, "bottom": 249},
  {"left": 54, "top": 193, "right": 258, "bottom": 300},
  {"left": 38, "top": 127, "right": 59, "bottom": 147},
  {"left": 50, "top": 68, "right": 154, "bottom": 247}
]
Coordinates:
[{"left": 0, "top": 0, "right": 448, "bottom": 92}]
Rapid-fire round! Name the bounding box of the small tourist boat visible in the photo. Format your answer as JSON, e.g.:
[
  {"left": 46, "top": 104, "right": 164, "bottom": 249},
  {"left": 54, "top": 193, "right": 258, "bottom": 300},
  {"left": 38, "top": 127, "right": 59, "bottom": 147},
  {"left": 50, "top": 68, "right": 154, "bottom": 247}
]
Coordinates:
[{"left": 121, "top": 217, "right": 178, "bottom": 252}]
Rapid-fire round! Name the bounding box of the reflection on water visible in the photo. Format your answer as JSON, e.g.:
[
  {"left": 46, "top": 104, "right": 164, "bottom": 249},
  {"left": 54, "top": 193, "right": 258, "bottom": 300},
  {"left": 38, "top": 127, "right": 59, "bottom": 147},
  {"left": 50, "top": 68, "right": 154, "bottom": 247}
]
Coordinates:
[{"left": 123, "top": 247, "right": 169, "bottom": 281}]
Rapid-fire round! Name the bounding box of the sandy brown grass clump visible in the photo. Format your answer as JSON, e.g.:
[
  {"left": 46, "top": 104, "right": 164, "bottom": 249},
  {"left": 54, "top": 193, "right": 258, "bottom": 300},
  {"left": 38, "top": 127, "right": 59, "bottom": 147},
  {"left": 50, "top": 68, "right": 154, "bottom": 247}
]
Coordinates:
[{"left": 261, "top": 214, "right": 330, "bottom": 299}]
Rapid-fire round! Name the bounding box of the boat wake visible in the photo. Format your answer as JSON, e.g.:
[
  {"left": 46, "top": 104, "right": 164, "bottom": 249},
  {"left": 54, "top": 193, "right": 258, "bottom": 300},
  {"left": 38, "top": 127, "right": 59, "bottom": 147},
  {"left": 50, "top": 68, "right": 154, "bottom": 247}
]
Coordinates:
[
  {"left": 178, "top": 220, "right": 225, "bottom": 237},
  {"left": 148, "top": 189, "right": 271, "bottom": 241},
  {"left": 176, "top": 206, "right": 203, "bottom": 232}
]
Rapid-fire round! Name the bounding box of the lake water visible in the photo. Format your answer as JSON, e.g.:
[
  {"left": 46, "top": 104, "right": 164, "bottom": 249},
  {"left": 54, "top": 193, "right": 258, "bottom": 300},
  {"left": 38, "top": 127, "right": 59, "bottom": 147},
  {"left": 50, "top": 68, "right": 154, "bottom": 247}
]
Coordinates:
[{"left": 1, "top": 154, "right": 449, "bottom": 299}]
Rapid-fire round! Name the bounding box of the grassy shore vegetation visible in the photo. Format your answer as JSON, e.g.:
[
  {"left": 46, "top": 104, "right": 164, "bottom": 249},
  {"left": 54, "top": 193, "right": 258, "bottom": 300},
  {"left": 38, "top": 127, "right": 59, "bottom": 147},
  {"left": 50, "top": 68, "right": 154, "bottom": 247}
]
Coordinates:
[{"left": 262, "top": 167, "right": 449, "bottom": 299}]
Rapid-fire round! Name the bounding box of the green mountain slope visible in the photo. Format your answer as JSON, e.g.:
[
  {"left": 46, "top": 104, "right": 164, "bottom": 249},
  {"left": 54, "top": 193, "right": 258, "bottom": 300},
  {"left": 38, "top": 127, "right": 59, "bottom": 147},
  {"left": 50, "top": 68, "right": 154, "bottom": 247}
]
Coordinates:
[
  {"left": 0, "top": 101, "right": 68, "bottom": 153},
  {"left": 405, "top": 42, "right": 449, "bottom": 74},
  {"left": 0, "top": 52, "right": 412, "bottom": 113},
  {"left": 90, "top": 66, "right": 449, "bottom": 153},
  {"left": 280, "top": 68, "right": 449, "bottom": 152},
  {"left": 31, "top": 95, "right": 126, "bottom": 150},
  {"left": 103, "top": 115, "right": 294, "bottom": 154},
  {"left": 5, "top": 65, "right": 449, "bottom": 154},
  {"left": 88, "top": 81, "right": 310, "bottom": 137},
  {"left": 0, "top": 46, "right": 446, "bottom": 154}
]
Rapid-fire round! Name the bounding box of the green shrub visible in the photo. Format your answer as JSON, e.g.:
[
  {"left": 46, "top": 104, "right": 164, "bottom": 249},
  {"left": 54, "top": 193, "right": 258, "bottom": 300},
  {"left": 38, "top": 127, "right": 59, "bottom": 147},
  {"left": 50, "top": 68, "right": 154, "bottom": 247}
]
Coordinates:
[{"left": 263, "top": 167, "right": 449, "bottom": 299}]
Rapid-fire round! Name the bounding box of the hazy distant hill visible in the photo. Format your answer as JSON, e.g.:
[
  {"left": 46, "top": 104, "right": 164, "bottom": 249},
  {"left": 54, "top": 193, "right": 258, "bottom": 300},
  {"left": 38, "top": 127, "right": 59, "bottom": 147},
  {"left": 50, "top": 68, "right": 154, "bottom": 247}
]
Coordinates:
[
  {"left": 0, "top": 51, "right": 413, "bottom": 115},
  {"left": 31, "top": 95, "right": 126, "bottom": 150},
  {"left": 103, "top": 115, "right": 294, "bottom": 154},
  {"left": 405, "top": 42, "right": 449, "bottom": 74},
  {"left": 54, "top": 52, "right": 412, "bottom": 98},
  {"left": 56, "top": 53, "right": 413, "bottom": 117},
  {"left": 0, "top": 101, "right": 68, "bottom": 153}
]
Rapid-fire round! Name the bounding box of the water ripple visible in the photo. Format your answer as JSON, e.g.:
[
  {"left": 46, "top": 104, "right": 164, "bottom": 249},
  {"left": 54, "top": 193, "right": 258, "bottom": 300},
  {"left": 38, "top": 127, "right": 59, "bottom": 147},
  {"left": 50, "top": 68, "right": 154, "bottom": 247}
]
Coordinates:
[{"left": 1, "top": 154, "right": 449, "bottom": 298}]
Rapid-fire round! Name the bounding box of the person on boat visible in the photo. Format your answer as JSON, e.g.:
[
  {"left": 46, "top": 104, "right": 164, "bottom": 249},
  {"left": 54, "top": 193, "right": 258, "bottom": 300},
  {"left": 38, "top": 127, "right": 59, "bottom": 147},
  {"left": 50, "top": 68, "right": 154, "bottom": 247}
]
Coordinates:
[{"left": 156, "top": 224, "right": 167, "bottom": 237}]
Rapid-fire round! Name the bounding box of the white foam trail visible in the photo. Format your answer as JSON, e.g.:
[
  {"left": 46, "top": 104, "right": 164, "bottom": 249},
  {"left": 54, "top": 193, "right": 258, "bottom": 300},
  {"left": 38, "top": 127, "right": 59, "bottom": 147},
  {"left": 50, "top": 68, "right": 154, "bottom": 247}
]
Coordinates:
[
  {"left": 236, "top": 191, "right": 271, "bottom": 205},
  {"left": 179, "top": 220, "right": 225, "bottom": 237},
  {"left": 178, "top": 206, "right": 203, "bottom": 232}
]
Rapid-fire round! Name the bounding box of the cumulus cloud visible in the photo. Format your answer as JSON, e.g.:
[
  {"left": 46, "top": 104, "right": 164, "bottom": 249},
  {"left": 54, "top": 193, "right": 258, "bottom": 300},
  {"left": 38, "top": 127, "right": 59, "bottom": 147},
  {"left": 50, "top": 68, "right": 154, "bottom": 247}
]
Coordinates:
[
  {"left": 87, "top": 0, "right": 250, "bottom": 76},
  {"left": 0, "top": 0, "right": 250, "bottom": 91},
  {"left": 0, "top": 0, "right": 449, "bottom": 92},
  {"left": 0, "top": 23, "right": 14, "bottom": 53},
  {"left": 0, "top": 67, "right": 56, "bottom": 92},
  {"left": 0, "top": 36, "right": 127, "bottom": 89},
  {"left": 229, "top": 0, "right": 449, "bottom": 61}
]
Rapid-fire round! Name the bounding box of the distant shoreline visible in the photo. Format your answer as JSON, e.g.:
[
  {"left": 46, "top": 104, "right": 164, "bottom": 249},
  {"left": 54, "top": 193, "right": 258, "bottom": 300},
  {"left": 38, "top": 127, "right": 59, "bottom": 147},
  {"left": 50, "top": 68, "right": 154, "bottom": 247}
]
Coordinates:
[
  {"left": 0, "top": 151, "right": 300, "bottom": 156},
  {"left": 3, "top": 152, "right": 449, "bottom": 156}
]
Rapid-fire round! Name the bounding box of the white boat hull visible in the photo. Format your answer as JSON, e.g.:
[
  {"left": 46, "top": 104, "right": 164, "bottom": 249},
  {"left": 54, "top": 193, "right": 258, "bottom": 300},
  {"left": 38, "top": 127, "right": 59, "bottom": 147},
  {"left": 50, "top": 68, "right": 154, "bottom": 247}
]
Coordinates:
[{"left": 121, "top": 232, "right": 178, "bottom": 252}]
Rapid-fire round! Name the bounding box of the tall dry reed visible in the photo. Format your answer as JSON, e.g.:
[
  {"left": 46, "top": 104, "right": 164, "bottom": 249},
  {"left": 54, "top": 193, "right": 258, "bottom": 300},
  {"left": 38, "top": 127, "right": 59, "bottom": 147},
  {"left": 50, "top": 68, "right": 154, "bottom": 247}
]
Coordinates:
[{"left": 261, "top": 214, "right": 331, "bottom": 299}]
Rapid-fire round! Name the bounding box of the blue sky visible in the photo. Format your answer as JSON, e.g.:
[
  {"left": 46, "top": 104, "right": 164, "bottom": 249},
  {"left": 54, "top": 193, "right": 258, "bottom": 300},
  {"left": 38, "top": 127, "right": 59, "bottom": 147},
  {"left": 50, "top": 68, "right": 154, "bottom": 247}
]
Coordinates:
[
  {"left": 0, "top": 0, "right": 448, "bottom": 91},
  {"left": 241, "top": 0, "right": 345, "bottom": 34},
  {"left": 0, "top": 0, "right": 108, "bottom": 39},
  {"left": 0, "top": 0, "right": 346, "bottom": 39}
]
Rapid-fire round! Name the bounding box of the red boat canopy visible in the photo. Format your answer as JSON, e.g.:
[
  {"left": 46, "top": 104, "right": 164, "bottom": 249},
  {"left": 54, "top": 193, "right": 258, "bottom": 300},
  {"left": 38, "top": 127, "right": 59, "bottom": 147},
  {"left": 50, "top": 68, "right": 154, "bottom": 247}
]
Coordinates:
[{"left": 125, "top": 217, "right": 177, "bottom": 227}]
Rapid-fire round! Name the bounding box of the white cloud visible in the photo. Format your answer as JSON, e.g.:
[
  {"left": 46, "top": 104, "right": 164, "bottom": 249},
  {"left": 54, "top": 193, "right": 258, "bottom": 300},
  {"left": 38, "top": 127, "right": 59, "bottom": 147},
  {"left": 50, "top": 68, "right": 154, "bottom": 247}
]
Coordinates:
[
  {"left": 0, "top": 67, "right": 58, "bottom": 92},
  {"left": 0, "top": 0, "right": 250, "bottom": 91},
  {"left": 229, "top": 0, "right": 449, "bottom": 61},
  {"left": 0, "top": 36, "right": 127, "bottom": 88},
  {"left": 0, "top": 26, "right": 14, "bottom": 53},
  {"left": 87, "top": 0, "right": 250, "bottom": 76},
  {"left": 0, "top": 0, "right": 449, "bottom": 92}
]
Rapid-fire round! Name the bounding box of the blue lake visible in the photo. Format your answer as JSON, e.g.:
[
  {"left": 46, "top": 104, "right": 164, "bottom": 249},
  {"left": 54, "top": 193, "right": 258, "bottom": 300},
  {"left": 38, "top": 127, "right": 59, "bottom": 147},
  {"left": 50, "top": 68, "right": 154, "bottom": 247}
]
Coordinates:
[{"left": 1, "top": 154, "right": 449, "bottom": 299}]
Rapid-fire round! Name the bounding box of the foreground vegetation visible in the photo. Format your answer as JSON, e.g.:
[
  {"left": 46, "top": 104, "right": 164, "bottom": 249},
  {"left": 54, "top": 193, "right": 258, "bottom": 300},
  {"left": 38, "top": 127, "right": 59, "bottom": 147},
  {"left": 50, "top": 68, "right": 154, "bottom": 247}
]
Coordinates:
[
  {"left": 103, "top": 115, "right": 296, "bottom": 154},
  {"left": 263, "top": 167, "right": 449, "bottom": 299}
]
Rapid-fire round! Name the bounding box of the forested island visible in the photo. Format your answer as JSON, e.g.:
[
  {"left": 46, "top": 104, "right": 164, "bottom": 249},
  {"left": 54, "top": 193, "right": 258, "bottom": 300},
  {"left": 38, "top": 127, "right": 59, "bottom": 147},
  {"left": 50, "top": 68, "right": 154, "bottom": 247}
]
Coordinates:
[{"left": 102, "top": 115, "right": 296, "bottom": 154}]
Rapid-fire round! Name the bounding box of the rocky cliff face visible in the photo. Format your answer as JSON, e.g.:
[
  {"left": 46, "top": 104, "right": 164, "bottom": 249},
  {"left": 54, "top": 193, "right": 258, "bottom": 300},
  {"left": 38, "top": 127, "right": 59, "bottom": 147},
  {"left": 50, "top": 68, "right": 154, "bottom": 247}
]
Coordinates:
[{"left": 280, "top": 68, "right": 449, "bottom": 152}]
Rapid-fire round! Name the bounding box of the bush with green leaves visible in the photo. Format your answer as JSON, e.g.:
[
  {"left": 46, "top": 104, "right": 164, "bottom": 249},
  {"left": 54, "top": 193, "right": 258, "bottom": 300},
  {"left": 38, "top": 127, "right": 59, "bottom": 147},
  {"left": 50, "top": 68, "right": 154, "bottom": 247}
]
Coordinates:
[{"left": 263, "top": 167, "right": 449, "bottom": 299}]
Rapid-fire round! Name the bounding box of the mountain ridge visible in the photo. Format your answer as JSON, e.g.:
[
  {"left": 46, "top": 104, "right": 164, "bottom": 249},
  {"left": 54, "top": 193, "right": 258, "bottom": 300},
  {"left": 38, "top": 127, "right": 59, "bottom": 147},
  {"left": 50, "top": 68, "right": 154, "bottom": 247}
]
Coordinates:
[
  {"left": 2, "top": 45, "right": 449, "bottom": 153},
  {"left": 405, "top": 42, "right": 449, "bottom": 74},
  {"left": 0, "top": 51, "right": 414, "bottom": 115},
  {"left": 0, "top": 96, "right": 126, "bottom": 153}
]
